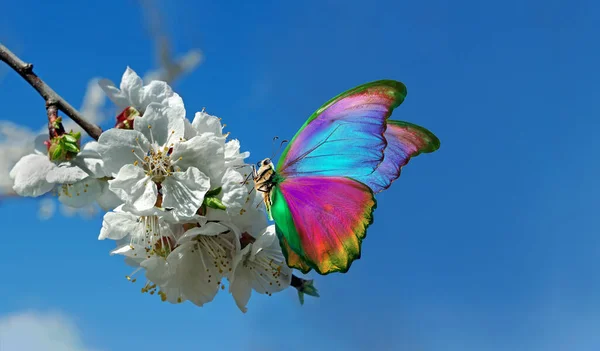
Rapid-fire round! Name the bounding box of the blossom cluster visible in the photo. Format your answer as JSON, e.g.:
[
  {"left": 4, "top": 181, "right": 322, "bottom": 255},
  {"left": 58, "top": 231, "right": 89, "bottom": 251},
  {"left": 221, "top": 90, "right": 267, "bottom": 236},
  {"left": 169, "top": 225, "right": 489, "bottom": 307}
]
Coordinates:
[{"left": 9, "top": 67, "right": 298, "bottom": 312}]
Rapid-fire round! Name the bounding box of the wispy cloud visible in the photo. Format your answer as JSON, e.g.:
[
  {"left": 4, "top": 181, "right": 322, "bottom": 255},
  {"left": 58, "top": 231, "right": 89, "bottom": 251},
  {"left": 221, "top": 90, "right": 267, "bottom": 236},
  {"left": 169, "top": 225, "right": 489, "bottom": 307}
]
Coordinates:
[
  {"left": 138, "top": 0, "right": 203, "bottom": 84},
  {"left": 0, "top": 311, "right": 99, "bottom": 351}
]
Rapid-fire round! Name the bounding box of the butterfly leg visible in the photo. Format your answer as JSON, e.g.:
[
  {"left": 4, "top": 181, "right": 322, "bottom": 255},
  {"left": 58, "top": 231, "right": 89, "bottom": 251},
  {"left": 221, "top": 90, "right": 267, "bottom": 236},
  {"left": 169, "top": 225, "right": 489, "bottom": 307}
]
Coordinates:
[{"left": 240, "top": 165, "right": 256, "bottom": 185}]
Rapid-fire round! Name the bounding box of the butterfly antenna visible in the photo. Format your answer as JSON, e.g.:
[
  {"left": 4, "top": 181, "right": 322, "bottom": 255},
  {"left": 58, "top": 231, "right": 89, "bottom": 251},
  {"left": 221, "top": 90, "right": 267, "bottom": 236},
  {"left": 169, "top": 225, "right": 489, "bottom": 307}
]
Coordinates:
[
  {"left": 270, "top": 136, "right": 280, "bottom": 158},
  {"left": 271, "top": 139, "right": 289, "bottom": 160}
]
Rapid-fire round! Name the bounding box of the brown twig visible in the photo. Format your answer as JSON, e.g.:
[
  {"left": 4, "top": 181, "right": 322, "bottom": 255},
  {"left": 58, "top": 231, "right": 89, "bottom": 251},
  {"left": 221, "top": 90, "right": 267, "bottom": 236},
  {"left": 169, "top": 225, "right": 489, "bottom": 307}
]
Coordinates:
[
  {"left": 0, "top": 43, "right": 103, "bottom": 140},
  {"left": 46, "top": 103, "right": 64, "bottom": 137}
]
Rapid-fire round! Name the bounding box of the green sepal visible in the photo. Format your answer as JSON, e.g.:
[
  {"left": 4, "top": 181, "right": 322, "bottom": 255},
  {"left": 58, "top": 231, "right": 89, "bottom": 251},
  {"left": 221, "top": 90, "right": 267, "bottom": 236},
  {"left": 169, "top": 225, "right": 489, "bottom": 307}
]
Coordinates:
[
  {"left": 296, "top": 279, "right": 319, "bottom": 306},
  {"left": 205, "top": 187, "right": 222, "bottom": 197},
  {"left": 297, "top": 290, "right": 305, "bottom": 305},
  {"left": 301, "top": 279, "right": 319, "bottom": 297},
  {"left": 63, "top": 134, "right": 78, "bottom": 143},
  {"left": 63, "top": 142, "right": 80, "bottom": 153},
  {"left": 204, "top": 196, "right": 226, "bottom": 210},
  {"left": 51, "top": 144, "right": 64, "bottom": 160}
]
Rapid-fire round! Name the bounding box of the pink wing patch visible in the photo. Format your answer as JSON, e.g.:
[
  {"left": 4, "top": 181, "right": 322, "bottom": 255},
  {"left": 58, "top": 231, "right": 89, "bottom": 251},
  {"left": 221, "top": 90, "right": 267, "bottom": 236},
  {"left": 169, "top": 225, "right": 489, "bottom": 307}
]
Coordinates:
[{"left": 277, "top": 176, "right": 376, "bottom": 275}]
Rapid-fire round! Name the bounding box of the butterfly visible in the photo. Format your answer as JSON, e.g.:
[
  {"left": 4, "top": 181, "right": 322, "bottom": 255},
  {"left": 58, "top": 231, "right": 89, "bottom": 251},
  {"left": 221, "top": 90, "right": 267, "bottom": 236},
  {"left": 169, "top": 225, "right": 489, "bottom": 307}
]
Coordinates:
[{"left": 253, "top": 80, "right": 440, "bottom": 275}]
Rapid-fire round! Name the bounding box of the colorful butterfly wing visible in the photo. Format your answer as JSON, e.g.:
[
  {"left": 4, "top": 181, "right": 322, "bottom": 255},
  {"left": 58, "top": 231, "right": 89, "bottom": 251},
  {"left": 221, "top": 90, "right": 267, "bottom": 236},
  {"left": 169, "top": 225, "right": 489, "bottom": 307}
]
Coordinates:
[
  {"left": 270, "top": 176, "right": 376, "bottom": 275},
  {"left": 276, "top": 80, "right": 407, "bottom": 179},
  {"left": 356, "top": 120, "right": 441, "bottom": 193},
  {"left": 277, "top": 234, "right": 312, "bottom": 274}
]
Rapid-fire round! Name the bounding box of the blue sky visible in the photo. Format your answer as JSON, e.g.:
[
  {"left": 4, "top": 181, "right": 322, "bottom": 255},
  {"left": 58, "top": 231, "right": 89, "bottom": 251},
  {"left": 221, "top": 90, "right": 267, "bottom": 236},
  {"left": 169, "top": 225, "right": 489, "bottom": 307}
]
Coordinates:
[{"left": 1, "top": 0, "right": 599, "bottom": 350}]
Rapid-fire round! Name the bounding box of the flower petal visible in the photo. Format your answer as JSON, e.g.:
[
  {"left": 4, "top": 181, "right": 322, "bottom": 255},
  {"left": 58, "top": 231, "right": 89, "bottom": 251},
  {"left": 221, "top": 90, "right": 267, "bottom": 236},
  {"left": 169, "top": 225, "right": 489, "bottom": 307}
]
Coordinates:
[
  {"left": 134, "top": 103, "right": 185, "bottom": 147},
  {"left": 109, "top": 164, "right": 157, "bottom": 212},
  {"left": 58, "top": 177, "right": 103, "bottom": 208},
  {"left": 9, "top": 154, "right": 55, "bottom": 197},
  {"left": 140, "top": 81, "right": 186, "bottom": 119},
  {"left": 167, "top": 242, "right": 221, "bottom": 307},
  {"left": 33, "top": 134, "right": 48, "bottom": 155},
  {"left": 96, "top": 180, "right": 123, "bottom": 211},
  {"left": 99, "top": 210, "right": 139, "bottom": 240},
  {"left": 178, "top": 222, "right": 230, "bottom": 244},
  {"left": 141, "top": 256, "right": 172, "bottom": 286},
  {"left": 72, "top": 141, "right": 107, "bottom": 178},
  {"left": 120, "top": 67, "right": 145, "bottom": 112},
  {"left": 98, "top": 78, "right": 130, "bottom": 110},
  {"left": 229, "top": 269, "right": 252, "bottom": 313},
  {"left": 46, "top": 164, "right": 89, "bottom": 184},
  {"left": 98, "top": 128, "right": 150, "bottom": 177},
  {"left": 161, "top": 167, "right": 210, "bottom": 217},
  {"left": 183, "top": 118, "right": 196, "bottom": 140},
  {"left": 191, "top": 110, "right": 223, "bottom": 137},
  {"left": 221, "top": 168, "right": 247, "bottom": 215},
  {"left": 251, "top": 225, "right": 277, "bottom": 258},
  {"left": 170, "top": 134, "right": 225, "bottom": 179},
  {"left": 224, "top": 139, "right": 250, "bottom": 167}
]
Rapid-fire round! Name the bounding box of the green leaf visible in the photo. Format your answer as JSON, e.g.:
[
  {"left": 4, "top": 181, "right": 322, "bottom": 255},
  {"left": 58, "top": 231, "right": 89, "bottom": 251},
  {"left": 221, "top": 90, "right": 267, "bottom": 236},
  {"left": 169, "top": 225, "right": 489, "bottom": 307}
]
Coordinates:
[
  {"left": 51, "top": 146, "right": 63, "bottom": 160},
  {"left": 204, "top": 197, "right": 226, "bottom": 210},
  {"left": 52, "top": 117, "right": 63, "bottom": 129},
  {"left": 205, "top": 187, "right": 222, "bottom": 197},
  {"left": 63, "top": 134, "right": 77, "bottom": 143},
  {"left": 63, "top": 143, "right": 80, "bottom": 153}
]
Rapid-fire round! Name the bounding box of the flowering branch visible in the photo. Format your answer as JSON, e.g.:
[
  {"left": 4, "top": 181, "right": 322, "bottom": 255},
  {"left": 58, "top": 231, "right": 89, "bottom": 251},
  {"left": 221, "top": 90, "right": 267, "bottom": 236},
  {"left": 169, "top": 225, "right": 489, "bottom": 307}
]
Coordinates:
[
  {"left": 7, "top": 62, "right": 319, "bottom": 310},
  {"left": 0, "top": 43, "right": 103, "bottom": 140}
]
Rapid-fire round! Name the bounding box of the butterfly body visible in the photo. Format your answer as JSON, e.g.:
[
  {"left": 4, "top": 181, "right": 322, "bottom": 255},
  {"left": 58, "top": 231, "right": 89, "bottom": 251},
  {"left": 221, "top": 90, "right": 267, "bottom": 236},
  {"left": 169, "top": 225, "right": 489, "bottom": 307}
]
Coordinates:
[
  {"left": 254, "top": 80, "right": 440, "bottom": 275},
  {"left": 253, "top": 158, "right": 277, "bottom": 216}
]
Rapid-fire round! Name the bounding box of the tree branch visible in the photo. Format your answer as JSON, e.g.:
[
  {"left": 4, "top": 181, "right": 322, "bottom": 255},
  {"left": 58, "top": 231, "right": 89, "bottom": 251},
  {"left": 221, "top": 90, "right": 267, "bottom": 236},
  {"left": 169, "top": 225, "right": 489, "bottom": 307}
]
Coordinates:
[{"left": 0, "top": 43, "right": 103, "bottom": 140}]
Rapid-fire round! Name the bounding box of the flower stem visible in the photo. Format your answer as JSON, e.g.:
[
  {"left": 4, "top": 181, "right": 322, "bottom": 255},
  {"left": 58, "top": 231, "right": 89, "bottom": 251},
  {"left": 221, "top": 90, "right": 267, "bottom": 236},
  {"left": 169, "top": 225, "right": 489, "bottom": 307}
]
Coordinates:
[{"left": 46, "top": 103, "right": 65, "bottom": 138}]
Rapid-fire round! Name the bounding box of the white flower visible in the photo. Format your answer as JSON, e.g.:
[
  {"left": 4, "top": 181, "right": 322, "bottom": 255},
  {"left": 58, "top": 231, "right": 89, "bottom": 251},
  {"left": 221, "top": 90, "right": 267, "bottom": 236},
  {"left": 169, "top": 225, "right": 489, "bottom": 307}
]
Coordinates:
[
  {"left": 169, "top": 132, "right": 225, "bottom": 182},
  {"left": 186, "top": 111, "right": 250, "bottom": 167},
  {"left": 99, "top": 67, "right": 185, "bottom": 119},
  {"left": 220, "top": 168, "right": 248, "bottom": 214},
  {"left": 160, "top": 223, "right": 240, "bottom": 306},
  {"left": 99, "top": 205, "right": 202, "bottom": 266},
  {"left": 69, "top": 141, "right": 122, "bottom": 211},
  {"left": 98, "top": 103, "right": 211, "bottom": 217},
  {"left": 100, "top": 206, "right": 240, "bottom": 306},
  {"left": 9, "top": 135, "right": 105, "bottom": 208},
  {"left": 94, "top": 73, "right": 283, "bottom": 310},
  {"left": 191, "top": 110, "right": 224, "bottom": 137},
  {"left": 10, "top": 153, "right": 57, "bottom": 197},
  {"left": 205, "top": 165, "right": 268, "bottom": 236},
  {"left": 229, "top": 225, "right": 292, "bottom": 313}
]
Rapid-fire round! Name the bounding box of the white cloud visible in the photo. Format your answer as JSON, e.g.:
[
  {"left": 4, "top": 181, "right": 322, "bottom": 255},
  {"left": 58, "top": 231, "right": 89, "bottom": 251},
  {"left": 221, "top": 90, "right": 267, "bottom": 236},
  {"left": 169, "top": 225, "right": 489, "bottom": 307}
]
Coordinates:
[{"left": 0, "top": 311, "right": 98, "bottom": 351}]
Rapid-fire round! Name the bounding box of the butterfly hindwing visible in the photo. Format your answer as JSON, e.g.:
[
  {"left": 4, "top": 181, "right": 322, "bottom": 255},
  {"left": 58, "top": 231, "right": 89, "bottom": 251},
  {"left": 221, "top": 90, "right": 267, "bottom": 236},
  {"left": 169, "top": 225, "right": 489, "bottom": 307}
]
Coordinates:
[
  {"left": 356, "top": 120, "right": 441, "bottom": 193},
  {"left": 270, "top": 176, "right": 376, "bottom": 275},
  {"left": 276, "top": 81, "right": 407, "bottom": 179},
  {"left": 277, "top": 234, "right": 312, "bottom": 274}
]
